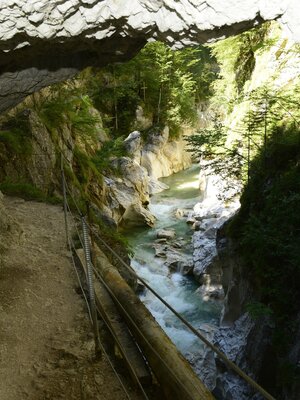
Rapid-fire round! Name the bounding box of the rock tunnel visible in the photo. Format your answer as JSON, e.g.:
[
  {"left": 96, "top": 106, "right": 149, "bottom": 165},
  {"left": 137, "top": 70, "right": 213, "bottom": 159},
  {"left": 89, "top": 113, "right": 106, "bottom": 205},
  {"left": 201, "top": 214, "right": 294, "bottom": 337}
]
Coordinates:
[{"left": 0, "top": 0, "right": 299, "bottom": 114}]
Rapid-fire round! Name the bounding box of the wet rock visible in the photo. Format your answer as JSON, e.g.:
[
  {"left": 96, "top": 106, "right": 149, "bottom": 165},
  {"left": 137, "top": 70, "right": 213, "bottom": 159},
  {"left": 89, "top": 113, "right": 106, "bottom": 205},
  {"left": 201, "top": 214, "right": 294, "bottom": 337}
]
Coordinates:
[
  {"left": 172, "top": 241, "right": 182, "bottom": 249},
  {"left": 163, "top": 249, "right": 193, "bottom": 275},
  {"left": 157, "top": 229, "right": 176, "bottom": 240},
  {"left": 148, "top": 177, "right": 169, "bottom": 195},
  {"left": 192, "top": 229, "right": 222, "bottom": 294},
  {"left": 120, "top": 203, "right": 156, "bottom": 228},
  {"left": 153, "top": 235, "right": 193, "bottom": 273},
  {"left": 186, "top": 324, "right": 218, "bottom": 390},
  {"left": 177, "top": 260, "right": 194, "bottom": 275},
  {"left": 200, "top": 218, "right": 219, "bottom": 230},
  {"left": 211, "top": 314, "right": 256, "bottom": 399},
  {"left": 175, "top": 208, "right": 190, "bottom": 218},
  {"left": 164, "top": 252, "right": 183, "bottom": 269},
  {"left": 213, "top": 372, "right": 254, "bottom": 400},
  {"left": 186, "top": 216, "right": 196, "bottom": 225},
  {"left": 155, "top": 238, "right": 167, "bottom": 244},
  {"left": 192, "top": 221, "right": 203, "bottom": 231},
  {"left": 134, "top": 282, "right": 145, "bottom": 295},
  {"left": 153, "top": 243, "right": 168, "bottom": 258},
  {"left": 204, "top": 227, "right": 217, "bottom": 239},
  {"left": 197, "top": 285, "right": 224, "bottom": 301}
]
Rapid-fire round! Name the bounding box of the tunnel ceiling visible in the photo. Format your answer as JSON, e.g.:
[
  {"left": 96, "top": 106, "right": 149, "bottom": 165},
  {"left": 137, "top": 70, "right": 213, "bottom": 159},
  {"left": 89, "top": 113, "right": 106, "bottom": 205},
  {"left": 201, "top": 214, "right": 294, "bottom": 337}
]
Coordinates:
[{"left": 0, "top": 0, "right": 299, "bottom": 113}]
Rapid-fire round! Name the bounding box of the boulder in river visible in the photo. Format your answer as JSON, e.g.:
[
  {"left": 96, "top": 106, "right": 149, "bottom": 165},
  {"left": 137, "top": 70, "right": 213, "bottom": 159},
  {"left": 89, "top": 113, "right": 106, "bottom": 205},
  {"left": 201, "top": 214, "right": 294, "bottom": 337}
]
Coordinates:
[
  {"left": 164, "top": 251, "right": 193, "bottom": 275},
  {"left": 120, "top": 203, "right": 156, "bottom": 228},
  {"left": 157, "top": 229, "right": 176, "bottom": 240},
  {"left": 153, "top": 243, "right": 168, "bottom": 258},
  {"left": 175, "top": 208, "right": 191, "bottom": 219},
  {"left": 148, "top": 177, "right": 169, "bottom": 195}
]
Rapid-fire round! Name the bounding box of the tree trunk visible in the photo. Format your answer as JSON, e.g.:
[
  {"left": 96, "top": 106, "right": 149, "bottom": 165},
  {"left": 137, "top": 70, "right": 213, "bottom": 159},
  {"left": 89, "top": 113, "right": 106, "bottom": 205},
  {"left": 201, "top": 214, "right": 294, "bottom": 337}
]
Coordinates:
[{"left": 157, "top": 84, "right": 162, "bottom": 124}]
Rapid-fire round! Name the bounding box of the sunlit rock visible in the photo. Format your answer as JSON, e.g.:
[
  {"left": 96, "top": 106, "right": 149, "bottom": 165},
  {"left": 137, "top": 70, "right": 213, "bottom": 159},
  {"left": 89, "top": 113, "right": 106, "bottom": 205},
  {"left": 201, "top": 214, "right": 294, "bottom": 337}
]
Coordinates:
[
  {"left": 141, "top": 127, "right": 191, "bottom": 179},
  {"left": 120, "top": 203, "right": 156, "bottom": 228},
  {"left": 157, "top": 228, "right": 176, "bottom": 239}
]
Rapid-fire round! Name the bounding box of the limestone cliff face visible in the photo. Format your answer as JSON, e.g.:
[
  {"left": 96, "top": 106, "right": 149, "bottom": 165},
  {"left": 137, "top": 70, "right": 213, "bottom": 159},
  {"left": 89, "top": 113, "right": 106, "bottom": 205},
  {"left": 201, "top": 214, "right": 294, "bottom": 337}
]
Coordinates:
[
  {"left": 101, "top": 127, "right": 193, "bottom": 228},
  {"left": 194, "top": 26, "right": 300, "bottom": 400},
  {"left": 0, "top": 105, "right": 152, "bottom": 228},
  {"left": 0, "top": 95, "right": 193, "bottom": 230},
  {"left": 101, "top": 156, "right": 156, "bottom": 228},
  {"left": 1, "top": 0, "right": 299, "bottom": 113},
  {"left": 223, "top": 22, "right": 300, "bottom": 141},
  {"left": 125, "top": 127, "right": 192, "bottom": 180},
  {"left": 213, "top": 224, "right": 300, "bottom": 400},
  {"left": 0, "top": 109, "right": 60, "bottom": 195}
]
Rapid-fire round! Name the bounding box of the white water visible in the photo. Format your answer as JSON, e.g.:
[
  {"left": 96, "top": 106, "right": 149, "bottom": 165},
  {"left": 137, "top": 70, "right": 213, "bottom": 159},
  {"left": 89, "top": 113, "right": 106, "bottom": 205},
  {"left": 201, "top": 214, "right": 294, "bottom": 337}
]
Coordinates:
[{"left": 127, "top": 165, "right": 222, "bottom": 357}]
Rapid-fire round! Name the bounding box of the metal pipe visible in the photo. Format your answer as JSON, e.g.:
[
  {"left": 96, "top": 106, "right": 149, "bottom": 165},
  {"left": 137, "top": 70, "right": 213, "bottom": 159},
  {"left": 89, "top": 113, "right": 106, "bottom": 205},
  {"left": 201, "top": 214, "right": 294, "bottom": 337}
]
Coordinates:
[{"left": 82, "top": 216, "right": 101, "bottom": 357}]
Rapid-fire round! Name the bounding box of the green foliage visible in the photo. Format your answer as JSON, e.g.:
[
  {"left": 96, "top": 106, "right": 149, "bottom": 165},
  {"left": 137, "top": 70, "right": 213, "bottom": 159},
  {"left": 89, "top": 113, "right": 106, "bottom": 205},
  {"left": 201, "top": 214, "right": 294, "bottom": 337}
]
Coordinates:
[
  {"left": 0, "top": 180, "right": 61, "bottom": 204},
  {"left": 185, "top": 118, "right": 244, "bottom": 181},
  {"left": 88, "top": 207, "right": 133, "bottom": 256},
  {"left": 72, "top": 146, "right": 102, "bottom": 189},
  {"left": 210, "top": 22, "right": 273, "bottom": 109},
  {"left": 186, "top": 84, "right": 300, "bottom": 183},
  {"left": 37, "top": 85, "right": 100, "bottom": 141},
  {"left": 234, "top": 23, "right": 271, "bottom": 93},
  {"left": 83, "top": 65, "right": 140, "bottom": 135},
  {"left": 0, "top": 112, "right": 32, "bottom": 155},
  {"left": 83, "top": 42, "right": 217, "bottom": 137},
  {"left": 136, "top": 42, "right": 199, "bottom": 135},
  {"left": 228, "top": 124, "right": 300, "bottom": 321},
  {"left": 277, "top": 359, "right": 300, "bottom": 388},
  {"left": 92, "top": 137, "right": 127, "bottom": 172},
  {"left": 246, "top": 301, "right": 273, "bottom": 319},
  {"left": 66, "top": 137, "right": 126, "bottom": 208}
]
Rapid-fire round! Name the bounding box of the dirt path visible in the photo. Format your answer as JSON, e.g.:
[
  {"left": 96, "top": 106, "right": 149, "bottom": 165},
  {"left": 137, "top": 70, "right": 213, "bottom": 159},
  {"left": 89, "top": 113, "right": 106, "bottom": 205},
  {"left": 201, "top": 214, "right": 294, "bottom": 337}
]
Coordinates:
[{"left": 0, "top": 196, "right": 148, "bottom": 400}]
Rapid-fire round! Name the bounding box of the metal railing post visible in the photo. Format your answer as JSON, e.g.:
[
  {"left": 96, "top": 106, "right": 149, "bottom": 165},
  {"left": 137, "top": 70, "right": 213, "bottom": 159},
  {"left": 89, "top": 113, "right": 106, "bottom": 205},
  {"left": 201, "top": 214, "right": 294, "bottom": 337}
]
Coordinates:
[
  {"left": 61, "top": 155, "right": 69, "bottom": 247},
  {"left": 82, "top": 216, "right": 101, "bottom": 357}
]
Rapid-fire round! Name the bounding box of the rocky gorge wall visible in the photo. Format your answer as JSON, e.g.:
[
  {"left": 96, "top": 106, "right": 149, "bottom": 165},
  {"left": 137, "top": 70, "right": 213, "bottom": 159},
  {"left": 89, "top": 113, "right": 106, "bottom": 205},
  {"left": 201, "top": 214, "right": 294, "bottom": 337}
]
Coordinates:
[
  {"left": 198, "top": 24, "right": 300, "bottom": 400},
  {"left": 1, "top": 0, "right": 300, "bottom": 114},
  {"left": 97, "top": 126, "right": 193, "bottom": 228},
  {"left": 0, "top": 91, "right": 193, "bottom": 231}
]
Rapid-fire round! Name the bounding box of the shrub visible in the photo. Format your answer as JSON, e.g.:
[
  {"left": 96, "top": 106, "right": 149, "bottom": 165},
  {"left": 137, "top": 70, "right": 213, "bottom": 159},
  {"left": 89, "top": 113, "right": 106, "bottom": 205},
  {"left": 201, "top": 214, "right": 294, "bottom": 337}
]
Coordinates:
[
  {"left": 228, "top": 124, "right": 300, "bottom": 321},
  {"left": 0, "top": 112, "right": 32, "bottom": 155},
  {"left": 0, "top": 180, "right": 61, "bottom": 204}
]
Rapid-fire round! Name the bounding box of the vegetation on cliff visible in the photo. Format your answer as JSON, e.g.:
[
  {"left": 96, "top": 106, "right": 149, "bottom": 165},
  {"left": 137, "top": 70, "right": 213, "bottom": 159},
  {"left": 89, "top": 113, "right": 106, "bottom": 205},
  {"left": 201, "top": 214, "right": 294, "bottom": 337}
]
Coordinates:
[
  {"left": 183, "top": 22, "right": 300, "bottom": 397},
  {"left": 82, "top": 41, "right": 216, "bottom": 137},
  {"left": 204, "top": 22, "right": 300, "bottom": 323},
  {"left": 0, "top": 40, "right": 216, "bottom": 213},
  {"left": 0, "top": 41, "right": 216, "bottom": 257},
  {"left": 0, "top": 16, "right": 299, "bottom": 400},
  {"left": 186, "top": 21, "right": 300, "bottom": 395}
]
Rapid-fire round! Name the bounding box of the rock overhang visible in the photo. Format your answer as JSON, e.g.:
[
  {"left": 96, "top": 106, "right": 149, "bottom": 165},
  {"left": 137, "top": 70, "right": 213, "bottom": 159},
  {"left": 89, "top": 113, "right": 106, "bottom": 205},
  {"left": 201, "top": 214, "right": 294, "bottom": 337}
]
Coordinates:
[{"left": 0, "top": 0, "right": 299, "bottom": 113}]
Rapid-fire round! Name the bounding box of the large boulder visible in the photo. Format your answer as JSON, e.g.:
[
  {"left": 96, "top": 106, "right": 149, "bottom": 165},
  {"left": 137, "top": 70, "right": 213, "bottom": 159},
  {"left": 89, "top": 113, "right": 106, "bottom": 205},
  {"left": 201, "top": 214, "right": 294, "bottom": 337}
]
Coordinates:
[
  {"left": 103, "top": 157, "right": 156, "bottom": 228},
  {"left": 120, "top": 203, "right": 156, "bottom": 228},
  {"left": 124, "top": 131, "right": 142, "bottom": 163}
]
